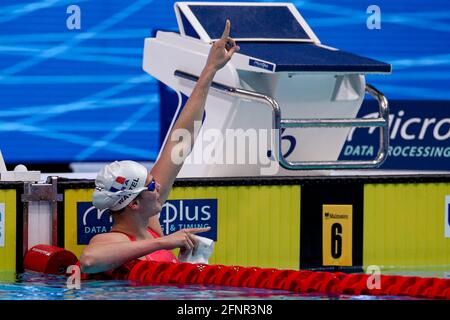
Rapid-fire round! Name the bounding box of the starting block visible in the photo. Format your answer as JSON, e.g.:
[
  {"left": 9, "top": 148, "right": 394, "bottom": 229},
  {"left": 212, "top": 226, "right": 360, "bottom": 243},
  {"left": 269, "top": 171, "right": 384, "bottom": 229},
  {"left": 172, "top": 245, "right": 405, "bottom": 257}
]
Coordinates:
[{"left": 143, "top": 2, "right": 392, "bottom": 177}]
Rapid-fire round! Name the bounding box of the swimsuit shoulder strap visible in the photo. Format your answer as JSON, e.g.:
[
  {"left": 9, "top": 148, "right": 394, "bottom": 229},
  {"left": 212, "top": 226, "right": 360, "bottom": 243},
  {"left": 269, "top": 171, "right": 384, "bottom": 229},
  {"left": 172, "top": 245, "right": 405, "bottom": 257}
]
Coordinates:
[{"left": 147, "top": 227, "right": 161, "bottom": 238}]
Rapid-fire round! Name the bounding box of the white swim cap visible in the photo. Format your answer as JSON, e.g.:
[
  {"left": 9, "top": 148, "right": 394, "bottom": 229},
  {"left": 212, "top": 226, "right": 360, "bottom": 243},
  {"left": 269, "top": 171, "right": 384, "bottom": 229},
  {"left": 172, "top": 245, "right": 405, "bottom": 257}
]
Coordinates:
[{"left": 92, "top": 160, "right": 148, "bottom": 211}]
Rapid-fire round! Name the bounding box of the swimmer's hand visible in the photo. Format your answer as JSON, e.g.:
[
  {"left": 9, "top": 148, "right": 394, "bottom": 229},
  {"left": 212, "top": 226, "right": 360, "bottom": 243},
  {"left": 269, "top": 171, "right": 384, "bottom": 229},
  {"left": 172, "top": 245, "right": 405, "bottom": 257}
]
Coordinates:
[
  {"left": 162, "top": 227, "right": 211, "bottom": 252},
  {"left": 205, "top": 19, "right": 239, "bottom": 72}
]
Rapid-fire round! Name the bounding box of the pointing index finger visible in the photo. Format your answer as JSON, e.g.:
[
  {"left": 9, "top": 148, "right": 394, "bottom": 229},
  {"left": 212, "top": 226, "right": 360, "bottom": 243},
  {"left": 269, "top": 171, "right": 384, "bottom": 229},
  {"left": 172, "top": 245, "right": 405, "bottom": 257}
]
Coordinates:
[
  {"left": 186, "top": 227, "right": 211, "bottom": 234},
  {"left": 221, "top": 19, "right": 230, "bottom": 39}
]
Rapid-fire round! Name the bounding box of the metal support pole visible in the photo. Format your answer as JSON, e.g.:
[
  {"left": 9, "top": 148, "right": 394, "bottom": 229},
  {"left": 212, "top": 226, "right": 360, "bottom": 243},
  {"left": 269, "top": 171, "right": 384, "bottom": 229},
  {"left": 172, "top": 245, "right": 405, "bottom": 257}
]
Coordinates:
[
  {"left": 21, "top": 177, "right": 63, "bottom": 256},
  {"left": 174, "top": 70, "right": 389, "bottom": 170}
]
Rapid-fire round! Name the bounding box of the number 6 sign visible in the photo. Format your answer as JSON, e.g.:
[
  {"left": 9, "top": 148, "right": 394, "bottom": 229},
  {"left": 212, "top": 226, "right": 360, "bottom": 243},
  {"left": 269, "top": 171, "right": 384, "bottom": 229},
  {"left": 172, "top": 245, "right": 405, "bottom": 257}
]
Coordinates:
[{"left": 322, "top": 205, "right": 353, "bottom": 266}]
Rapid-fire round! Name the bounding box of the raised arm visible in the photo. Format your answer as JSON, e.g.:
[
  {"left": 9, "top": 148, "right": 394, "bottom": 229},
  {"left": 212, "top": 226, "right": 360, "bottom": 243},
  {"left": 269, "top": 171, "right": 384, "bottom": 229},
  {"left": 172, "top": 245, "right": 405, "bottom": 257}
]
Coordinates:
[{"left": 150, "top": 20, "right": 239, "bottom": 203}]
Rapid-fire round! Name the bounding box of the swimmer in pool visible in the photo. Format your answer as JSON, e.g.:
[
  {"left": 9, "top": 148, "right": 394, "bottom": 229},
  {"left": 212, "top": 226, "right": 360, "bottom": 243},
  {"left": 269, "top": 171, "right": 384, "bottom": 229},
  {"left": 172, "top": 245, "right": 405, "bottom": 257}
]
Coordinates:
[{"left": 80, "top": 20, "right": 239, "bottom": 274}]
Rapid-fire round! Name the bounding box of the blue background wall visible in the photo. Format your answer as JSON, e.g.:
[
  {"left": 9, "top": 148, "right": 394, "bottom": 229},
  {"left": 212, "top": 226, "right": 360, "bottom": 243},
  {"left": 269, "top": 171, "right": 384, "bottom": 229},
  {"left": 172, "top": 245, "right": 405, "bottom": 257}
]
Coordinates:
[{"left": 0, "top": 0, "right": 448, "bottom": 168}]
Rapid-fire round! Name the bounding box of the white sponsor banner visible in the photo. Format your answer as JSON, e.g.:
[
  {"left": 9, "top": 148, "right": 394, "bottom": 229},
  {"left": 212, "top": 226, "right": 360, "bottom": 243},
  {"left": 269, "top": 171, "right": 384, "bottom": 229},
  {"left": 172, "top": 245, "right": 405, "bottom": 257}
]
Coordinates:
[
  {"left": 0, "top": 203, "right": 5, "bottom": 247},
  {"left": 445, "top": 196, "right": 450, "bottom": 238}
]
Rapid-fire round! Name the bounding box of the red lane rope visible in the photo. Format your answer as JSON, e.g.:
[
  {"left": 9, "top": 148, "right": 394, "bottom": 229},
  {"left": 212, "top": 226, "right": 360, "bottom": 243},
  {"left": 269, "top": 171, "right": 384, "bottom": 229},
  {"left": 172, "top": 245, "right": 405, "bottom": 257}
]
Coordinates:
[
  {"left": 117, "top": 261, "right": 450, "bottom": 299},
  {"left": 23, "top": 245, "right": 449, "bottom": 299}
]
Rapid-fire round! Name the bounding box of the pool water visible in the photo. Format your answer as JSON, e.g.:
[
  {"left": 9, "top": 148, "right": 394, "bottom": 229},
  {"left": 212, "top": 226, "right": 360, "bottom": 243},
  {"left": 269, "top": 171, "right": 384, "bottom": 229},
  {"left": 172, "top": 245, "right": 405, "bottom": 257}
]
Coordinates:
[{"left": 0, "top": 272, "right": 429, "bottom": 300}]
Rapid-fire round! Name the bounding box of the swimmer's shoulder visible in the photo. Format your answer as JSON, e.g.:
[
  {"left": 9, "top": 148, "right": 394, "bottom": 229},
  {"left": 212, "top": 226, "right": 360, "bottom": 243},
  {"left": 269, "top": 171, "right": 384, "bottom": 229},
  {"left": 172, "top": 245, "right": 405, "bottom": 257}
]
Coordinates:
[{"left": 88, "top": 230, "right": 130, "bottom": 244}]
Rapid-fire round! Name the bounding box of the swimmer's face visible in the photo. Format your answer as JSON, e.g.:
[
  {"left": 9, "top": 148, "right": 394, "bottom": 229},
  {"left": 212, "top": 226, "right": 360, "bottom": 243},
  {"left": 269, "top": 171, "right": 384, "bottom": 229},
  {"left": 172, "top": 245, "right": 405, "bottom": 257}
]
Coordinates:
[{"left": 138, "top": 173, "right": 162, "bottom": 216}]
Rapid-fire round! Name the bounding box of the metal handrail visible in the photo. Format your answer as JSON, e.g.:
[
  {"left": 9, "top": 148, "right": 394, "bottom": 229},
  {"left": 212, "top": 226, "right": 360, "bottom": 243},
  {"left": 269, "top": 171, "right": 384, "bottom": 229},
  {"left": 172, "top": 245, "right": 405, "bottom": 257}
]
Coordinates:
[{"left": 174, "top": 70, "right": 389, "bottom": 170}]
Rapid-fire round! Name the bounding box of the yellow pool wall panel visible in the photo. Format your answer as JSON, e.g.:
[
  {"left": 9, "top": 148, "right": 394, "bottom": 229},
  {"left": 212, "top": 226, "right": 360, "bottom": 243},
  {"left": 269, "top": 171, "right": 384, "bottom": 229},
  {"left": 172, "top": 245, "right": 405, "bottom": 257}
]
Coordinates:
[
  {"left": 0, "top": 189, "right": 17, "bottom": 273},
  {"left": 165, "top": 185, "right": 301, "bottom": 270},
  {"left": 363, "top": 183, "right": 450, "bottom": 269},
  {"left": 64, "top": 189, "right": 94, "bottom": 259}
]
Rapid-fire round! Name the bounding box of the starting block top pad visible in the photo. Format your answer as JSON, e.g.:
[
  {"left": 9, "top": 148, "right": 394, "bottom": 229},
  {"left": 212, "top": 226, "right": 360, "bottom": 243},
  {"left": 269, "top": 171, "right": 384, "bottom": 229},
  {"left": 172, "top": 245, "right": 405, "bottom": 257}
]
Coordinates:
[{"left": 237, "top": 42, "right": 392, "bottom": 73}]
